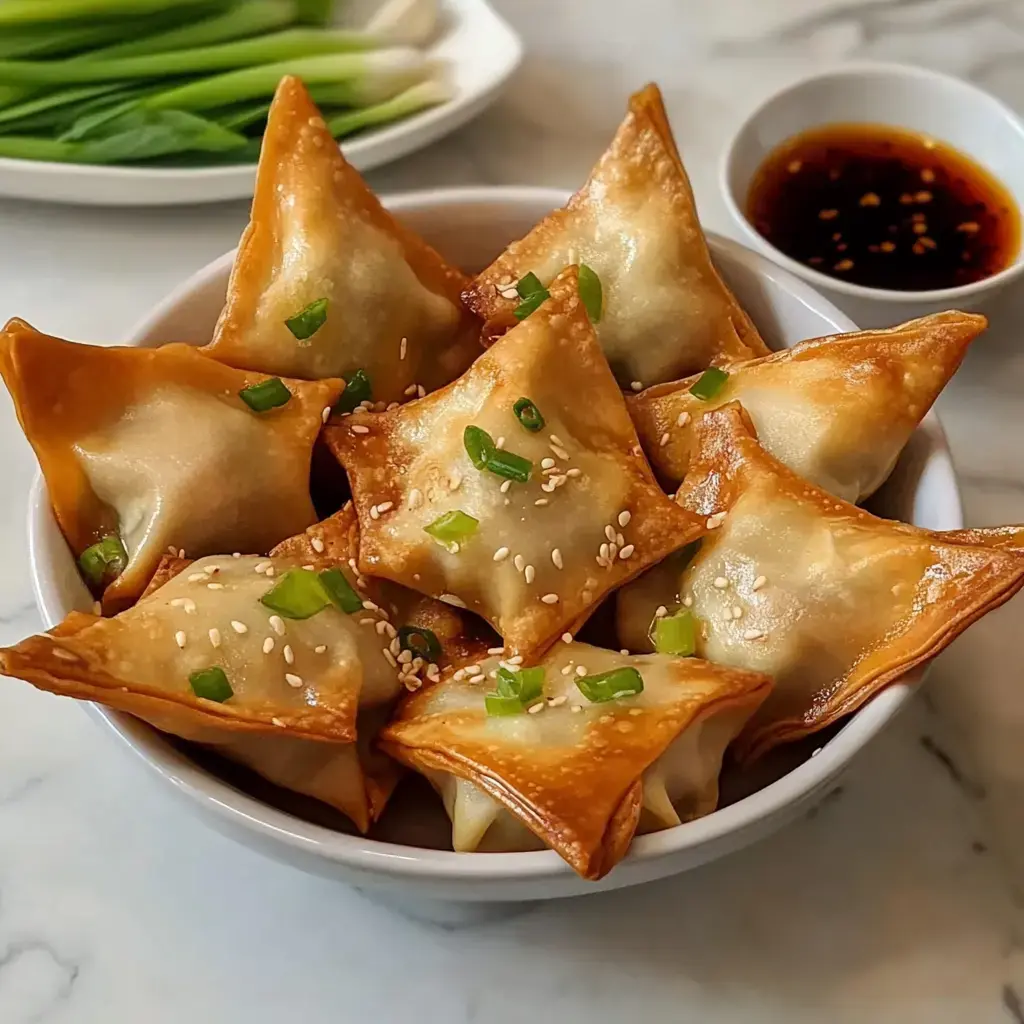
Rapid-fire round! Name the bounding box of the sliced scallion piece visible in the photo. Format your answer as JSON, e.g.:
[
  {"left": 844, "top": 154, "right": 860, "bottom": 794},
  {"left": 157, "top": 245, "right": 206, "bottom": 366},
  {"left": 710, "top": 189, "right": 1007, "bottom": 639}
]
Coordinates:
[
  {"left": 335, "top": 367, "right": 371, "bottom": 414},
  {"left": 463, "top": 424, "right": 495, "bottom": 470},
  {"left": 285, "top": 297, "right": 328, "bottom": 341},
  {"left": 650, "top": 610, "right": 697, "bottom": 656},
  {"left": 78, "top": 534, "right": 127, "bottom": 589},
  {"left": 513, "top": 291, "right": 547, "bottom": 321},
  {"left": 513, "top": 396, "right": 544, "bottom": 432},
  {"left": 513, "top": 271, "right": 549, "bottom": 320},
  {"left": 424, "top": 510, "right": 478, "bottom": 553},
  {"left": 578, "top": 263, "right": 603, "bottom": 322},
  {"left": 398, "top": 625, "right": 442, "bottom": 662},
  {"left": 318, "top": 567, "right": 362, "bottom": 614},
  {"left": 485, "top": 693, "right": 524, "bottom": 716},
  {"left": 260, "top": 568, "right": 330, "bottom": 619},
  {"left": 689, "top": 367, "right": 729, "bottom": 401},
  {"left": 485, "top": 448, "right": 532, "bottom": 483},
  {"left": 189, "top": 666, "right": 233, "bottom": 703},
  {"left": 575, "top": 666, "right": 644, "bottom": 703},
  {"left": 239, "top": 376, "right": 291, "bottom": 412},
  {"left": 487, "top": 665, "right": 545, "bottom": 715}
]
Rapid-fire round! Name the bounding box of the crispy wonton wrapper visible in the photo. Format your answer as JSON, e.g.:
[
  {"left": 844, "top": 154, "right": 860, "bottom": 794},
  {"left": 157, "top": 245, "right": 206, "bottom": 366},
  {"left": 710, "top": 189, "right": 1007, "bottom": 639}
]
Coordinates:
[
  {"left": 616, "top": 404, "right": 1024, "bottom": 760},
  {"left": 381, "top": 643, "right": 771, "bottom": 878},
  {"left": 462, "top": 84, "right": 768, "bottom": 387}
]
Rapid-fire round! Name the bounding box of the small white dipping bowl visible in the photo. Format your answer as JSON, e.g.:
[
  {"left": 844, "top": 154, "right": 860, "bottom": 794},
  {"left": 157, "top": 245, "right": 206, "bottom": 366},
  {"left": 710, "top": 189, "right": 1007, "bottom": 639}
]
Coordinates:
[
  {"left": 721, "top": 62, "right": 1024, "bottom": 328},
  {"left": 27, "top": 186, "right": 964, "bottom": 924}
]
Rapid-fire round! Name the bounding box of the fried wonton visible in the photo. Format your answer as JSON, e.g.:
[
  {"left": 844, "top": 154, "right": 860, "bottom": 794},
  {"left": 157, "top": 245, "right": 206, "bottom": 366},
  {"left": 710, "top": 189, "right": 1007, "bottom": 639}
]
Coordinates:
[
  {"left": 327, "top": 267, "right": 705, "bottom": 661},
  {"left": 462, "top": 84, "right": 768, "bottom": 388},
  {"left": 0, "top": 552, "right": 408, "bottom": 830},
  {"left": 204, "top": 76, "right": 479, "bottom": 401},
  {"left": 630, "top": 311, "right": 984, "bottom": 501},
  {"left": 380, "top": 643, "right": 771, "bottom": 878},
  {"left": 616, "top": 404, "right": 1024, "bottom": 760},
  {"left": 0, "top": 320, "right": 340, "bottom": 611}
]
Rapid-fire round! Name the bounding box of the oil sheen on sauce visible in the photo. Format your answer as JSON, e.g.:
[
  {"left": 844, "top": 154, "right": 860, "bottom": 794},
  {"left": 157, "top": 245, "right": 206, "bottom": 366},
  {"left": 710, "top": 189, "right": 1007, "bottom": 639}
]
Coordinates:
[{"left": 746, "top": 122, "right": 1020, "bottom": 291}]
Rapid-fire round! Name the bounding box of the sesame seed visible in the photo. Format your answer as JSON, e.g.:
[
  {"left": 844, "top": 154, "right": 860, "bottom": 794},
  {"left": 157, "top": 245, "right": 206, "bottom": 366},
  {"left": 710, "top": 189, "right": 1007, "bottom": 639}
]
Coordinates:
[
  {"left": 525, "top": 564, "right": 536, "bottom": 584},
  {"left": 752, "top": 575, "right": 767, "bottom": 591},
  {"left": 269, "top": 615, "right": 285, "bottom": 635},
  {"left": 541, "top": 593, "right": 559, "bottom": 604},
  {"left": 374, "top": 620, "right": 388, "bottom": 635},
  {"left": 535, "top": 498, "right": 549, "bottom": 506},
  {"left": 469, "top": 673, "right": 486, "bottom": 684},
  {"left": 398, "top": 649, "right": 413, "bottom": 665},
  {"left": 315, "top": 645, "right": 327, "bottom": 654},
  {"left": 723, "top": 608, "right": 734, "bottom": 621},
  {"left": 514, "top": 555, "right": 525, "bottom": 572},
  {"left": 527, "top": 702, "right": 545, "bottom": 714},
  {"left": 683, "top": 596, "right": 693, "bottom": 607},
  {"left": 272, "top": 717, "right": 285, "bottom": 727},
  {"left": 618, "top": 511, "right": 631, "bottom": 528},
  {"left": 265, "top": 567, "right": 275, "bottom": 577},
  {"left": 706, "top": 512, "right": 728, "bottom": 529},
  {"left": 630, "top": 381, "right": 642, "bottom": 392},
  {"left": 487, "top": 646, "right": 506, "bottom": 655},
  {"left": 384, "top": 623, "right": 397, "bottom": 638},
  {"left": 390, "top": 636, "right": 401, "bottom": 656},
  {"left": 321, "top": 406, "right": 332, "bottom": 424},
  {"left": 233, "top": 553, "right": 241, "bottom": 558},
  {"left": 549, "top": 434, "right": 564, "bottom": 447},
  {"left": 619, "top": 544, "right": 635, "bottom": 560},
  {"left": 309, "top": 536, "right": 325, "bottom": 554},
  {"left": 350, "top": 424, "right": 370, "bottom": 434},
  {"left": 208, "top": 628, "right": 221, "bottom": 648},
  {"left": 599, "top": 542, "right": 610, "bottom": 562},
  {"left": 561, "top": 665, "right": 573, "bottom": 675},
  {"left": 629, "top": 708, "right": 644, "bottom": 717},
  {"left": 541, "top": 480, "right": 556, "bottom": 493},
  {"left": 732, "top": 606, "right": 743, "bottom": 619},
  {"left": 263, "top": 637, "right": 275, "bottom": 654},
  {"left": 507, "top": 657, "right": 524, "bottom": 667},
  {"left": 187, "top": 573, "right": 206, "bottom": 582},
  {"left": 620, "top": 649, "right": 629, "bottom": 655},
  {"left": 440, "top": 593, "right": 467, "bottom": 608},
  {"left": 743, "top": 629, "right": 765, "bottom": 641},
  {"left": 358, "top": 618, "right": 375, "bottom": 626},
  {"left": 604, "top": 525, "right": 617, "bottom": 543},
  {"left": 400, "top": 336, "right": 408, "bottom": 360},
  {"left": 550, "top": 444, "right": 570, "bottom": 461},
  {"left": 571, "top": 705, "right": 583, "bottom": 714},
  {"left": 417, "top": 385, "right": 426, "bottom": 398},
  {"left": 713, "top": 577, "right": 729, "bottom": 589},
  {"left": 285, "top": 673, "right": 303, "bottom": 688},
  {"left": 362, "top": 600, "right": 379, "bottom": 612},
  {"left": 551, "top": 548, "right": 564, "bottom": 569},
  {"left": 369, "top": 505, "right": 380, "bottom": 520},
  {"left": 174, "top": 630, "right": 186, "bottom": 649},
  {"left": 207, "top": 582, "right": 225, "bottom": 590},
  {"left": 575, "top": 665, "right": 587, "bottom": 676},
  {"left": 205, "top": 566, "right": 220, "bottom": 575},
  {"left": 561, "top": 632, "right": 573, "bottom": 643},
  {"left": 496, "top": 436, "right": 505, "bottom": 450},
  {"left": 548, "top": 695, "right": 568, "bottom": 707},
  {"left": 230, "top": 620, "right": 248, "bottom": 635},
  {"left": 676, "top": 411, "right": 691, "bottom": 428},
  {"left": 541, "top": 457, "right": 555, "bottom": 470},
  {"left": 493, "top": 546, "right": 510, "bottom": 562},
  {"left": 566, "top": 468, "right": 582, "bottom": 478},
  {"left": 170, "top": 598, "right": 196, "bottom": 614},
  {"left": 500, "top": 479, "right": 512, "bottom": 494},
  {"left": 254, "top": 561, "right": 271, "bottom": 574},
  {"left": 376, "top": 501, "right": 393, "bottom": 513},
  {"left": 659, "top": 432, "right": 670, "bottom": 447},
  {"left": 616, "top": 532, "right": 625, "bottom": 547},
  {"left": 383, "top": 649, "right": 398, "bottom": 668},
  {"left": 283, "top": 644, "right": 294, "bottom": 665},
  {"left": 655, "top": 605, "right": 668, "bottom": 618},
  {"left": 404, "top": 384, "right": 418, "bottom": 396},
  {"left": 608, "top": 542, "right": 618, "bottom": 561}
]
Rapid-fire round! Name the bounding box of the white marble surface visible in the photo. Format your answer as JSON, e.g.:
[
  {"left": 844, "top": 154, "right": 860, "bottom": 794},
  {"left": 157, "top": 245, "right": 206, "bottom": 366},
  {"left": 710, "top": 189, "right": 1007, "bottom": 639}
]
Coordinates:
[{"left": 2, "top": 1, "right": 1024, "bottom": 1021}]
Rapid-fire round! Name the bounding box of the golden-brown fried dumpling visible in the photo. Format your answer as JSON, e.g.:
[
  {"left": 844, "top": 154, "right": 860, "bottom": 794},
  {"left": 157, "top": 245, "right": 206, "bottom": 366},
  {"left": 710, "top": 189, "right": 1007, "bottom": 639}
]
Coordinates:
[
  {"left": 0, "top": 321, "right": 340, "bottom": 611},
  {"left": 0, "top": 551, "right": 408, "bottom": 829},
  {"left": 616, "top": 404, "right": 1024, "bottom": 760},
  {"left": 380, "top": 643, "right": 771, "bottom": 878},
  {"left": 630, "top": 311, "right": 984, "bottom": 501},
  {"left": 327, "top": 267, "right": 704, "bottom": 661},
  {"left": 462, "top": 84, "right": 768, "bottom": 388},
  {"left": 204, "top": 76, "right": 479, "bottom": 401}
]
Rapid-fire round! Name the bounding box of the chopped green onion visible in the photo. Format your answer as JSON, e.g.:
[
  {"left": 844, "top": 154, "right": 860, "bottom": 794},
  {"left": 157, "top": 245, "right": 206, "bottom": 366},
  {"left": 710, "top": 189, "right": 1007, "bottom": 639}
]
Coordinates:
[
  {"left": 510, "top": 666, "right": 545, "bottom": 704},
  {"left": 189, "top": 667, "right": 233, "bottom": 703},
  {"left": 689, "top": 367, "right": 730, "bottom": 401},
  {"left": 398, "top": 626, "right": 442, "bottom": 662},
  {"left": 424, "top": 510, "right": 479, "bottom": 553},
  {"left": 485, "top": 693, "right": 525, "bottom": 716},
  {"left": 261, "top": 568, "right": 330, "bottom": 620},
  {"left": 650, "top": 610, "right": 697, "bottom": 656},
  {"left": 513, "top": 291, "right": 548, "bottom": 321},
  {"left": 78, "top": 534, "right": 127, "bottom": 589},
  {"left": 239, "top": 377, "right": 291, "bottom": 412},
  {"left": 513, "top": 397, "right": 544, "bottom": 432},
  {"left": 575, "top": 666, "right": 644, "bottom": 703},
  {"left": 578, "top": 263, "right": 603, "bottom": 322},
  {"left": 285, "top": 297, "right": 328, "bottom": 341},
  {"left": 334, "top": 368, "right": 372, "bottom": 414},
  {"left": 516, "top": 272, "right": 546, "bottom": 298},
  {"left": 318, "top": 568, "right": 362, "bottom": 614},
  {"left": 485, "top": 448, "right": 532, "bottom": 483},
  {"left": 463, "top": 425, "right": 495, "bottom": 470}
]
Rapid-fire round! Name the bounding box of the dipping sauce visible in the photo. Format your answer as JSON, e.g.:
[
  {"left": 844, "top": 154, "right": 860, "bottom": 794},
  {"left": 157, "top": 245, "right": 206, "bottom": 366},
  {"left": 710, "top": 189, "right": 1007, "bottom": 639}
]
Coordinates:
[{"left": 746, "top": 123, "right": 1020, "bottom": 291}]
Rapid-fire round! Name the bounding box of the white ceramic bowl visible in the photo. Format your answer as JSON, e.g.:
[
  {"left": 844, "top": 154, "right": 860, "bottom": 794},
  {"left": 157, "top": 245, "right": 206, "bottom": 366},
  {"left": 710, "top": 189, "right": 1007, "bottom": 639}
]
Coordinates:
[
  {"left": 0, "top": 0, "right": 521, "bottom": 207},
  {"left": 27, "top": 187, "right": 964, "bottom": 922},
  {"left": 721, "top": 62, "right": 1024, "bottom": 328}
]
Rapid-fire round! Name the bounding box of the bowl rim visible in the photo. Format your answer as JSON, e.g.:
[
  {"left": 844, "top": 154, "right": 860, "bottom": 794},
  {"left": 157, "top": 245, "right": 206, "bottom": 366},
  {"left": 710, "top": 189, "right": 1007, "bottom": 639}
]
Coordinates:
[
  {"left": 719, "top": 59, "right": 1024, "bottom": 304},
  {"left": 26, "top": 184, "right": 959, "bottom": 885}
]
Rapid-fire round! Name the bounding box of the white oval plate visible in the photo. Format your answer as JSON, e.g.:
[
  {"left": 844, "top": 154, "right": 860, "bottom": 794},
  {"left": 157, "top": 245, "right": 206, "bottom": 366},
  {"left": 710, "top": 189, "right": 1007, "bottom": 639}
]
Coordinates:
[{"left": 0, "top": 0, "right": 521, "bottom": 206}]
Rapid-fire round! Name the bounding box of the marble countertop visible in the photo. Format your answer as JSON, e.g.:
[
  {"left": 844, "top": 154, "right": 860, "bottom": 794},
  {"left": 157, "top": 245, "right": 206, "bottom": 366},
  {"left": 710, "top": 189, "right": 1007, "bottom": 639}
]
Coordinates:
[{"left": 3, "top": 1, "right": 1024, "bottom": 1021}]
